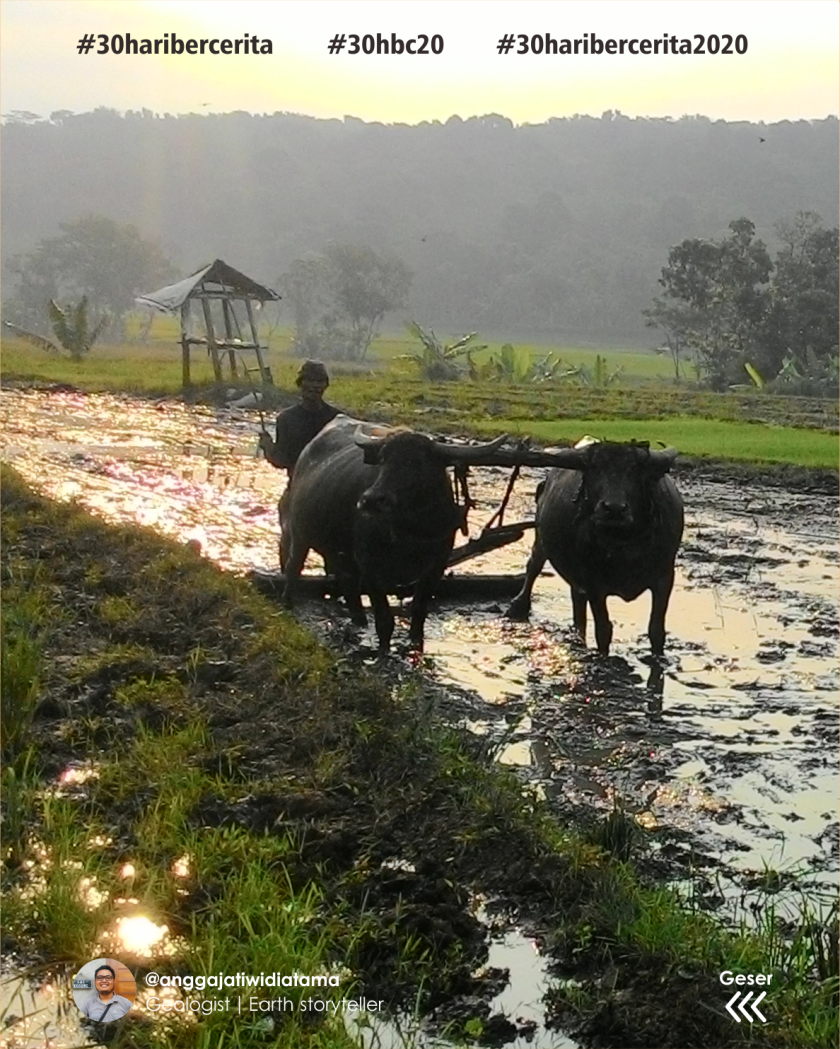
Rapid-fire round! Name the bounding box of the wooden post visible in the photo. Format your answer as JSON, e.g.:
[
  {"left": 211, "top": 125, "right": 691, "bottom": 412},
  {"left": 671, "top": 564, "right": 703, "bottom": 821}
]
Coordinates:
[
  {"left": 201, "top": 296, "right": 223, "bottom": 382},
  {"left": 228, "top": 298, "right": 244, "bottom": 339},
  {"left": 180, "top": 302, "right": 191, "bottom": 389},
  {"left": 222, "top": 299, "right": 238, "bottom": 380},
  {"left": 227, "top": 350, "right": 239, "bottom": 379},
  {"left": 245, "top": 299, "right": 273, "bottom": 385}
]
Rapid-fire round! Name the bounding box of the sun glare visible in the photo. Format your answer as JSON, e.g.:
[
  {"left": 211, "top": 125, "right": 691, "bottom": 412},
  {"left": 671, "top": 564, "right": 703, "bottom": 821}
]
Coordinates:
[
  {"left": 113, "top": 915, "right": 170, "bottom": 955},
  {"left": 1, "top": 0, "right": 835, "bottom": 123}
]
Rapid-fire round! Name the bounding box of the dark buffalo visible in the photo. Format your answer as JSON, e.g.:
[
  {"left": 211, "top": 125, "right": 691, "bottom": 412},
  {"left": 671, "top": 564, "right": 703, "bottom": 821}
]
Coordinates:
[
  {"left": 281, "top": 416, "right": 507, "bottom": 652},
  {"left": 506, "top": 440, "right": 684, "bottom": 656}
]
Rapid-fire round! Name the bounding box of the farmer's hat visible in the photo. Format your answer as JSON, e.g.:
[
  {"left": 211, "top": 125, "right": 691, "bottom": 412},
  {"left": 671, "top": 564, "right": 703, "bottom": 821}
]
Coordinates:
[{"left": 296, "top": 360, "right": 330, "bottom": 387}]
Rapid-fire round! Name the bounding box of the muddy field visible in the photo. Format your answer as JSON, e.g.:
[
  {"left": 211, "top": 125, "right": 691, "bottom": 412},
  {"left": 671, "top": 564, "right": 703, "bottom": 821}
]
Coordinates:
[{"left": 2, "top": 387, "right": 838, "bottom": 906}]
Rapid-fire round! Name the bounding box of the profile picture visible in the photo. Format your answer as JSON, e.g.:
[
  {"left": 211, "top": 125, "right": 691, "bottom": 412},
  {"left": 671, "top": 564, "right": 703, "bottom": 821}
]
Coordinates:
[{"left": 72, "top": 958, "right": 136, "bottom": 1022}]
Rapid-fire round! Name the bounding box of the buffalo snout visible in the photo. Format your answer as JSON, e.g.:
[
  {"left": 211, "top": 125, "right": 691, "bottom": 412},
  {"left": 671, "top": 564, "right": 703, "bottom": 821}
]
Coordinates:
[
  {"left": 595, "top": 498, "right": 633, "bottom": 526},
  {"left": 357, "top": 488, "right": 395, "bottom": 514}
]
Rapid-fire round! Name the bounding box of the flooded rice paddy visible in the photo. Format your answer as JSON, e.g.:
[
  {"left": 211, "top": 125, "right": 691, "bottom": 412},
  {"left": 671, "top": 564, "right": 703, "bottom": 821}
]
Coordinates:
[{"left": 2, "top": 387, "right": 838, "bottom": 1046}]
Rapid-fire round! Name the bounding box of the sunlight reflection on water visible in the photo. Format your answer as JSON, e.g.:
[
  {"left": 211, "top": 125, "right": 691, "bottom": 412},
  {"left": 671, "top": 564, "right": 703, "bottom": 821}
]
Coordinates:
[{"left": 2, "top": 389, "right": 837, "bottom": 894}]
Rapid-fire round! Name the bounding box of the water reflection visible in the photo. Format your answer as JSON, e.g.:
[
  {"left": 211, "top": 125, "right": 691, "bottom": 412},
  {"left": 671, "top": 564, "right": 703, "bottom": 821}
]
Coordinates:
[
  {"left": 350, "top": 924, "right": 579, "bottom": 1049},
  {"left": 1, "top": 390, "right": 282, "bottom": 574},
  {"left": 57, "top": 765, "right": 100, "bottom": 789},
  {"left": 0, "top": 970, "right": 94, "bottom": 1049},
  {"left": 2, "top": 389, "right": 837, "bottom": 893},
  {"left": 111, "top": 916, "right": 169, "bottom": 957}
]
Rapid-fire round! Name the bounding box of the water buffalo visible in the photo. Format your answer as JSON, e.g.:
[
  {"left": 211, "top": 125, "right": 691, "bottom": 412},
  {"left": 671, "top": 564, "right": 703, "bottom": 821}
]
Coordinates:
[
  {"left": 281, "top": 416, "right": 507, "bottom": 653},
  {"left": 506, "top": 440, "right": 684, "bottom": 656}
]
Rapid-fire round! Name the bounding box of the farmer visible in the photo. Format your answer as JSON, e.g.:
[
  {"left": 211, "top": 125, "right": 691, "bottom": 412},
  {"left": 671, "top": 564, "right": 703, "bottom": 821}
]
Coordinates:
[
  {"left": 258, "top": 360, "right": 340, "bottom": 569},
  {"left": 258, "top": 359, "right": 339, "bottom": 478},
  {"left": 80, "top": 965, "right": 132, "bottom": 1022}
]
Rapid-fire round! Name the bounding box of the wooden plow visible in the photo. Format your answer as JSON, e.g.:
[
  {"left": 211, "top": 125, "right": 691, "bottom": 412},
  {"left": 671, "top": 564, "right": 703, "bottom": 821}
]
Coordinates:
[{"left": 446, "top": 459, "right": 531, "bottom": 570}]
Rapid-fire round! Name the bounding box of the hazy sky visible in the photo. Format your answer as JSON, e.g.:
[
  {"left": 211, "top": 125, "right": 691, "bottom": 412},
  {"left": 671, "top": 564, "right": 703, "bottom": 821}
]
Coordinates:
[{"left": 1, "top": 0, "right": 838, "bottom": 124}]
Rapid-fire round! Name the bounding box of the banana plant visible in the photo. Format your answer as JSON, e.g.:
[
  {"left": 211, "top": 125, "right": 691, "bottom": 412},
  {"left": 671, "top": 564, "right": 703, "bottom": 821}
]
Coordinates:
[
  {"left": 399, "top": 321, "right": 486, "bottom": 381},
  {"left": 474, "top": 343, "right": 577, "bottom": 384},
  {"left": 3, "top": 297, "right": 109, "bottom": 361}
]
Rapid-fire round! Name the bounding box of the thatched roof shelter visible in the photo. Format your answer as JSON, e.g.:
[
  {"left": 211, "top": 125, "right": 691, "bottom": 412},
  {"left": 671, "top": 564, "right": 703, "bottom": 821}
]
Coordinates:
[{"left": 137, "top": 259, "right": 280, "bottom": 387}]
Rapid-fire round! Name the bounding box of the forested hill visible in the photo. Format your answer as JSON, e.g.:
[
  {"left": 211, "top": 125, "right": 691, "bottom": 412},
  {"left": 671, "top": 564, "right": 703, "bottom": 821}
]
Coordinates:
[{"left": 2, "top": 109, "right": 838, "bottom": 343}]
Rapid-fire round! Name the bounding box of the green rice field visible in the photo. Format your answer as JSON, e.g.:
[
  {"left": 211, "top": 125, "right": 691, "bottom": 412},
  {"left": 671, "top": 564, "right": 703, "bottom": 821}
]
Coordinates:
[{"left": 2, "top": 327, "right": 837, "bottom": 469}]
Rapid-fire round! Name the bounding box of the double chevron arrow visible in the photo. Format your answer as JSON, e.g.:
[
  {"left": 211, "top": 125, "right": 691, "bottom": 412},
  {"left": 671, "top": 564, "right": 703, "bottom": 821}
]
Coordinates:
[{"left": 726, "top": 990, "right": 767, "bottom": 1023}]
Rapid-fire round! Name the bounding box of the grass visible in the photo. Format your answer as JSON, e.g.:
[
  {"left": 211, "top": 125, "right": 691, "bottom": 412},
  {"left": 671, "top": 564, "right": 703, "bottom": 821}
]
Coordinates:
[
  {"left": 473, "top": 416, "right": 840, "bottom": 468},
  {"left": 545, "top": 826, "right": 839, "bottom": 1047},
  {"left": 371, "top": 331, "right": 677, "bottom": 380},
  {"left": 0, "top": 466, "right": 499, "bottom": 1044},
  {"left": 123, "top": 312, "right": 677, "bottom": 377},
  {"left": 0, "top": 583, "right": 359, "bottom": 1045},
  {"left": 1, "top": 339, "right": 222, "bottom": 391},
  {"left": 0, "top": 326, "right": 677, "bottom": 394},
  {"left": 1, "top": 561, "right": 54, "bottom": 765},
  {"left": 0, "top": 571, "right": 49, "bottom": 869},
  {"left": 3, "top": 329, "right": 838, "bottom": 469},
  {"left": 1, "top": 463, "right": 838, "bottom": 1047}
]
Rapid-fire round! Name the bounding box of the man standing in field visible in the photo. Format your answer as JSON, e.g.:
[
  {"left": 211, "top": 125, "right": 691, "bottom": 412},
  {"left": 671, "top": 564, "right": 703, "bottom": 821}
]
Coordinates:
[
  {"left": 258, "top": 360, "right": 340, "bottom": 569},
  {"left": 259, "top": 360, "right": 339, "bottom": 477}
]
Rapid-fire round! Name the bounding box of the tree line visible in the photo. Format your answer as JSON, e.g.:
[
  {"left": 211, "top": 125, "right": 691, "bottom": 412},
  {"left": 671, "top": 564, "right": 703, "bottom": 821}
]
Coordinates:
[
  {"left": 3, "top": 207, "right": 838, "bottom": 396},
  {"left": 2, "top": 108, "right": 837, "bottom": 344}
]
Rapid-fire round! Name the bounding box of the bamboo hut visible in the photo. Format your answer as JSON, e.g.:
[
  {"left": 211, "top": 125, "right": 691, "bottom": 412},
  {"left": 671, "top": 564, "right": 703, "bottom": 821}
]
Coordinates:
[{"left": 136, "top": 259, "right": 280, "bottom": 388}]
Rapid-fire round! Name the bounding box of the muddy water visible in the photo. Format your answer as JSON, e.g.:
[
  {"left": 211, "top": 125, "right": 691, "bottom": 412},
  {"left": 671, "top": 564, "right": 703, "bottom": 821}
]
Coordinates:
[
  {"left": 425, "top": 465, "right": 839, "bottom": 894},
  {"left": 2, "top": 389, "right": 838, "bottom": 1041},
  {"left": 0, "top": 970, "right": 94, "bottom": 1049},
  {"left": 3, "top": 389, "right": 837, "bottom": 886}
]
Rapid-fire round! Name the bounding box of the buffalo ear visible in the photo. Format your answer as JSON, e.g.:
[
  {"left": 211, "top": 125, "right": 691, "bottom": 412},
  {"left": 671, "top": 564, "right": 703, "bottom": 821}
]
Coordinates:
[{"left": 361, "top": 446, "right": 383, "bottom": 465}]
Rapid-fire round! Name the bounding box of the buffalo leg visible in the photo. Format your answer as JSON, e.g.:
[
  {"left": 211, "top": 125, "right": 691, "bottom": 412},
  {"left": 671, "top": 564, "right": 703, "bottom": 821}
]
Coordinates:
[
  {"left": 277, "top": 518, "right": 286, "bottom": 572},
  {"left": 281, "top": 539, "right": 308, "bottom": 609},
  {"left": 589, "top": 592, "right": 613, "bottom": 655},
  {"left": 646, "top": 663, "right": 665, "bottom": 710},
  {"left": 277, "top": 491, "right": 291, "bottom": 571},
  {"left": 571, "top": 587, "right": 588, "bottom": 642},
  {"left": 333, "top": 553, "right": 366, "bottom": 626},
  {"left": 648, "top": 570, "right": 675, "bottom": 657},
  {"left": 370, "top": 591, "right": 395, "bottom": 653},
  {"left": 343, "top": 581, "right": 367, "bottom": 627},
  {"left": 408, "top": 572, "right": 441, "bottom": 652},
  {"left": 506, "top": 538, "right": 547, "bottom": 620}
]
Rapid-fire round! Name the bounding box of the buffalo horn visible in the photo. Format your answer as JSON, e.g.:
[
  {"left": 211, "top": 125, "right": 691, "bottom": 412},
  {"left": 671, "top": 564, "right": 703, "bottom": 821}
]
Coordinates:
[
  {"left": 354, "top": 425, "right": 397, "bottom": 450},
  {"left": 529, "top": 446, "right": 590, "bottom": 470},
  {"left": 647, "top": 447, "right": 679, "bottom": 472},
  {"left": 533, "top": 444, "right": 679, "bottom": 472},
  {"left": 433, "top": 433, "right": 510, "bottom": 463}
]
